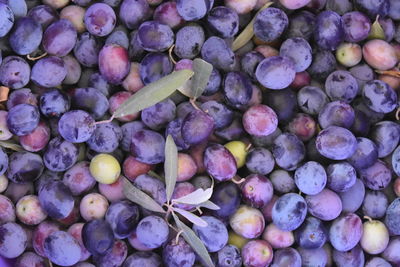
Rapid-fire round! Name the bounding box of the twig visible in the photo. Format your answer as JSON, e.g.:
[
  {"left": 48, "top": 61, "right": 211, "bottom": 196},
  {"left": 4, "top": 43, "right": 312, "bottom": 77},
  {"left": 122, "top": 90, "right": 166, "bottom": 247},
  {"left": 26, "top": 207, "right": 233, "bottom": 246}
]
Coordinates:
[{"left": 375, "top": 69, "right": 400, "bottom": 78}]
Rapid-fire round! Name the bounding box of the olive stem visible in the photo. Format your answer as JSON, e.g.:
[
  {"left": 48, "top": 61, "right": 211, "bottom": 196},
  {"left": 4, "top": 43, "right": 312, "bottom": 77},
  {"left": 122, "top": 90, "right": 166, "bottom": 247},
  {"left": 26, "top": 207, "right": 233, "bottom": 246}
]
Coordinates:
[
  {"left": 168, "top": 45, "right": 177, "bottom": 65},
  {"left": 396, "top": 107, "right": 400, "bottom": 121},
  {"left": 363, "top": 215, "right": 373, "bottom": 222},
  {"left": 92, "top": 115, "right": 115, "bottom": 126},
  {"left": 231, "top": 175, "right": 245, "bottom": 184},
  {"left": 189, "top": 98, "right": 201, "bottom": 111},
  {"left": 27, "top": 52, "right": 48, "bottom": 61},
  {"left": 245, "top": 143, "right": 252, "bottom": 152}
]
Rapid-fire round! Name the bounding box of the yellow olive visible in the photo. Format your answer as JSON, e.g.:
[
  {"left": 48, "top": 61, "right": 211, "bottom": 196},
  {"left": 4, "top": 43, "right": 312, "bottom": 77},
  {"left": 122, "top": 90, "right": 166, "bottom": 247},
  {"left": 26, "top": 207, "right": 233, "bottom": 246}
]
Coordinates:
[
  {"left": 360, "top": 218, "right": 389, "bottom": 255},
  {"left": 90, "top": 154, "right": 121, "bottom": 184},
  {"left": 336, "top": 43, "right": 362, "bottom": 67},
  {"left": 229, "top": 205, "right": 265, "bottom": 239},
  {"left": 224, "top": 141, "right": 248, "bottom": 168},
  {"left": 228, "top": 231, "right": 249, "bottom": 249}
]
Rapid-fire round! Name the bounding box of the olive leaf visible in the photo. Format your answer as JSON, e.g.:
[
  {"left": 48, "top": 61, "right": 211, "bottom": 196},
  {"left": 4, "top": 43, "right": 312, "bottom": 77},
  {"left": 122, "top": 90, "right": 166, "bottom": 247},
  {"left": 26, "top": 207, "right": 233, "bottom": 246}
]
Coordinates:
[
  {"left": 122, "top": 177, "right": 166, "bottom": 214},
  {"left": 177, "top": 59, "right": 212, "bottom": 99},
  {"left": 165, "top": 135, "right": 178, "bottom": 201},
  {"left": 231, "top": 1, "right": 273, "bottom": 51},
  {"left": 113, "top": 69, "right": 194, "bottom": 118},
  {"left": 190, "top": 58, "right": 213, "bottom": 99},
  {"left": 172, "top": 207, "right": 208, "bottom": 227},
  {"left": 172, "top": 213, "right": 215, "bottom": 267},
  {"left": 197, "top": 200, "right": 220, "bottom": 210},
  {"left": 368, "top": 16, "right": 385, "bottom": 40},
  {"left": 0, "top": 140, "right": 23, "bottom": 152},
  {"left": 147, "top": 170, "right": 165, "bottom": 181},
  {"left": 172, "top": 187, "right": 213, "bottom": 205}
]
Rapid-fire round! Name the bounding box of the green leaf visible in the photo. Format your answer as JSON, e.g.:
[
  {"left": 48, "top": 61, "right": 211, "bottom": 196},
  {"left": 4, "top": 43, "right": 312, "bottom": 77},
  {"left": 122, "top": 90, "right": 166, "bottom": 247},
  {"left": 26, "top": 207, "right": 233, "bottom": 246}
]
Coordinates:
[
  {"left": 189, "top": 58, "right": 213, "bottom": 99},
  {"left": 165, "top": 135, "right": 178, "bottom": 201},
  {"left": 122, "top": 177, "right": 166, "bottom": 213},
  {"left": 197, "top": 200, "right": 220, "bottom": 210},
  {"left": 172, "top": 187, "right": 213, "bottom": 205},
  {"left": 368, "top": 16, "right": 385, "bottom": 40},
  {"left": 147, "top": 170, "right": 165, "bottom": 182},
  {"left": 113, "top": 70, "right": 194, "bottom": 118},
  {"left": 172, "top": 207, "right": 208, "bottom": 227},
  {"left": 0, "top": 140, "right": 23, "bottom": 152},
  {"left": 231, "top": 1, "right": 273, "bottom": 51},
  {"left": 172, "top": 214, "right": 215, "bottom": 267}
]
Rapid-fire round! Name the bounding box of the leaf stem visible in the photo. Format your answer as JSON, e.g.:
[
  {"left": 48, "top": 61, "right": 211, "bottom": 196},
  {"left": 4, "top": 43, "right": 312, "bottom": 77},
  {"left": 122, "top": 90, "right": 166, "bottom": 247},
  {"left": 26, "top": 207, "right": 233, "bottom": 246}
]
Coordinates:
[
  {"left": 164, "top": 204, "right": 180, "bottom": 233},
  {"left": 196, "top": 207, "right": 203, "bottom": 215}
]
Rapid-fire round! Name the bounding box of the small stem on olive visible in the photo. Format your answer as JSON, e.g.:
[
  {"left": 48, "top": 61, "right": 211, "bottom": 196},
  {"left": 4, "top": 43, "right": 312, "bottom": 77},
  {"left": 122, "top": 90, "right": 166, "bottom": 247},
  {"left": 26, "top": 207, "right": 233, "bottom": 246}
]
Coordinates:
[
  {"left": 396, "top": 107, "right": 400, "bottom": 121},
  {"left": 27, "top": 52, "right": 48, "bottom": 61},
  {"left": 92, "top": 115, "right": 115, "bottom": 126},
  {"left": 168, "top": 45, "right": 177, "bottom": 65},
  {"left": 245, "top": 143, "right": 252, "bottom": 151},
  {"left": 363, "top": 216, "right": 373, "bottom": 222},
  {"left": 189, "top": 98, "right": 201, "bottom": 111},
  {"left": 231, "top": 175, "right": 245, "bottom": 184}
]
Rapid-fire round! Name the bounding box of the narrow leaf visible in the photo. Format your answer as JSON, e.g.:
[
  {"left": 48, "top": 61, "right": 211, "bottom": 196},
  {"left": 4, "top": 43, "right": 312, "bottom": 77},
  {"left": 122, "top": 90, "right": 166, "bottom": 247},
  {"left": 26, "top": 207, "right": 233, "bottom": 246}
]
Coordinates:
[
  {"left": 368, "top": 16, "right": 385, "bottom": 40},
  {"left": 173, "top": 207, "right": 208, "bottom": 227},
  {"left": 172, "top": 214, "right": 215, "bottom": 267},
  {"left": 165, "top": 135, "right": 178, "bottom": 201},
  {"left": 172, "top": 187, "right": 213, "bottom": 205},
  {"left": 113, "top": 70, "right": 194, "bottom": 118},
  {"left": 191, "top": 58, "right": 213, "bottom": 99},
  {"left": 231, "top": 1, "right": 273, "bottom": 51},
  {"left": 147, "top": 170, "right": 165, "bottom": 182},
  {"left": 197, "top": 200, "right": 220, "bottom": 210},
  {"left": 122, "top": 177, "right": 166, "bottom": 213},
  {"left": 0, "top": 141, "right": 23, "bottom": 152},
  {"left": 176, "top": 76, "right": 193, "bottom": 98}
]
